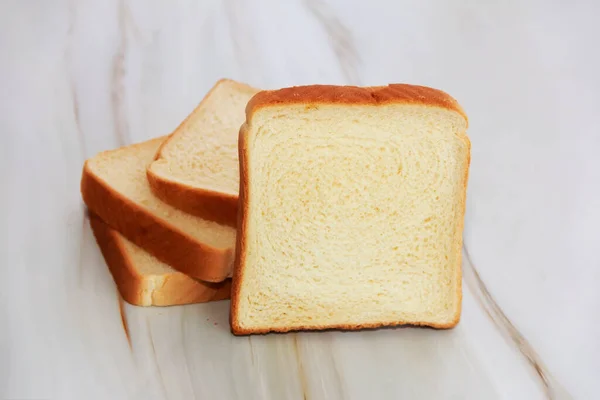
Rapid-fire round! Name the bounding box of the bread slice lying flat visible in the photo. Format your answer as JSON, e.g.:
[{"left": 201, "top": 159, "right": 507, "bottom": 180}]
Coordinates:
[
  {"left": 147, "top": 79, "right": 260, "bottom": 227},
  {"left": 89, "top": 214, "right": 231, "bottom": 306},
  {"left": 231, "top": 84, "right": 471, "bottom": 335},
  {"left": 81, "top": 137, "right": 236, "bottom": 282}
]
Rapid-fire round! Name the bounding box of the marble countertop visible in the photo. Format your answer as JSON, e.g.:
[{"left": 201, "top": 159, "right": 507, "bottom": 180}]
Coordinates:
[{"left": 1, "top": 1, "right": 598, "bottom": 399}]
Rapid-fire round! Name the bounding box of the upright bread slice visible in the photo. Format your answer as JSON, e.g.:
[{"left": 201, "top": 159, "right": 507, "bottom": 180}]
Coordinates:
[
  {"left": 231, "top": 84, "right": 470, "bottom": 335},
  {"left": 89, "top": 214, "right": 231, "bottom": 306},
  {"left": 81, "top": 137, "right": 236, "bottom": 282},
  {"left": 148, "top": 79, "right": 260, "bottom": 227}
]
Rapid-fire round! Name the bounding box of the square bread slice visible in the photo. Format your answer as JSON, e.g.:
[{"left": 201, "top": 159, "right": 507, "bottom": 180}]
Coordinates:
[
  {"left": 147, "top": 79, "right": 260, "bottom": 227},
  {"left": 81, "top": 137, "right": 236, "bottom": 282},
  {"left": 89, "top": 213, "right": 231, "bottom": 306},
  {"left": 231, "top": 84, "right": 471, "bottom": 334}
]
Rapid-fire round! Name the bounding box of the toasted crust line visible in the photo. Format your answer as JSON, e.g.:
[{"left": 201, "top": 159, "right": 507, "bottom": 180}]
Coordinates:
[
  {"left": 231, "top": 84, "right": 469, "bottom": 335},
  {"left": 229, "top": 123, "right": 250, "bottom": 331},
  {"left": 231, "top": 319, "right": 459, "bottom": 336},
  {"left": 245, "top": 83, "right": 468, "bottom": 125},
  {"left": 147, "top": 171, "right": 239, "bottom": 228}
]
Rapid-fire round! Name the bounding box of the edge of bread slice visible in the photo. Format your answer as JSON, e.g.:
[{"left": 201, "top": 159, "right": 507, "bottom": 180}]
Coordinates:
[
  {"left": 147, "top": 79, "right": 260, "bottom": 227},
  {"left": 81, "top": 137, "right": 236, "bottom": 282},
  {"left": 231, "top": 84, "right": 470, "bottom": 335},
  {"left": 89, "top": 213, "right": 231, "bottom": 306}
]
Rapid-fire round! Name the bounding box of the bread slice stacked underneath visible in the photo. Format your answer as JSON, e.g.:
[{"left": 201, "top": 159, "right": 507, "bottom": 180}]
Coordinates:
[
  {"left": 81, "top": 137, "right": 236, "bottom": 283},
  {"left": 89, "top": 214, "right": 231, "bottom": 306},
  {"left": 81, "top": 79, "right": 259, "bottom": 307},
  {"left": 231, "top": 84, "right": 470, "bottom": 334},
  {"left": 148, "top": 79, "right": 259, "bottom": 226}
]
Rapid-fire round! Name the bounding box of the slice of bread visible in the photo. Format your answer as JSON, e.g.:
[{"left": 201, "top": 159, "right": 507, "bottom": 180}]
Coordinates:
[
  {"left": 89, "top": 213, "right": 231, "bottom": 306},
  {"left": 231, "top": 84, "right": 471, "bottom": 335},
  {"left": 81, "top": 137, "right": 236, "bottom": 282},
  {"left": 147, "top": 79, "right": 260, "bottom": 227}
]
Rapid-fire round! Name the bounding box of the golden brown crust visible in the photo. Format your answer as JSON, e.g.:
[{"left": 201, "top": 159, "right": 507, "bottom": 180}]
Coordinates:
[
  {"left": 89, "top": 213, "right": 231, "bottom": 306},
  {"left": 147, "top": 79, "right": 259, "bottom": 227},
  {"left": 147, "top": 171, "right": 238, "bottom": 228},
  {"left": 81, "top": 157, "right": 233, "bottom": 283},
  {"left": 245, "top": 84, "right": 467, "bottom": 124},
  {"left": 229, "top": 123, "right": 250, "bottom": 333},
  {"left": 452, "top": 134, "right": 472, "bottom": 326},
  {"left": 231, "top": 319, "right": 458, "bottom": 336},
  {"left": 231, "top": 83, "right": 468, "bottom": 335}
]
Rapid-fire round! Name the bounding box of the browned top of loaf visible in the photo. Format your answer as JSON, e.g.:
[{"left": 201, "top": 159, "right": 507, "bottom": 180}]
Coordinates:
[{"left": 246, "top": 84, "right": 467, "bottom": 123}]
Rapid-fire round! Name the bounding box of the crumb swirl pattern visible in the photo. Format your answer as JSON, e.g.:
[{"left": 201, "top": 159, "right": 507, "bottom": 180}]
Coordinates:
[{"left": 236, "top": 99, "right": 469, "bottom": 333}]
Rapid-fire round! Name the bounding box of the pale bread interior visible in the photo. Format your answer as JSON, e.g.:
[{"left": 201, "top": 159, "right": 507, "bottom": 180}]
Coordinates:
[
  {"left": 149, "top": 80, "right": 259, "bottom": 195},
  {"left": 236, "top": 104, "right": 470, "bottom": 331},
  {"left": 86, "top": 138, "right": 236, "bottom": 249}
]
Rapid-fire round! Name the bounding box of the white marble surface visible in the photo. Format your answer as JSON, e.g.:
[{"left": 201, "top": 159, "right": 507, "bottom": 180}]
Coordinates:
[{"left": 1, "top": 0, "right": 598, "bottom": 399}]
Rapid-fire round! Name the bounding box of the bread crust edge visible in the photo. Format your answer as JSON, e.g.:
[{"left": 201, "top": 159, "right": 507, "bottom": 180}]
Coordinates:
[
  {"left": 89, "top": 213, "right": 231, "bottom": 306},
  {"left": 245, "top": 83, "right": 468, "bottom": 125},
  {"left": 231, "top": 320, "right": 459, "bottom": 336},
  {"left": 81, "top": 155, "right": 233, "bottom": 283},
  {"left": 230, "top": 123, "right": 250, "bottom": 333},
  {"left": 147, "top": 169, "right": 238, "bottom": 228}
]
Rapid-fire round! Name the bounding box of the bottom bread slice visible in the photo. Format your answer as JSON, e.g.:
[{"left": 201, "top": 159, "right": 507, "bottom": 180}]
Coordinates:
[{"left": 89, "top": 213, "right": 231, "bottom": 306}]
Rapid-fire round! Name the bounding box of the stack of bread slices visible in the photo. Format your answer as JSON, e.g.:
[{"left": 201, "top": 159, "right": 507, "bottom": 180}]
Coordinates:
[{"left": 81, "top": 79, "right": 471, "bottom": 335}]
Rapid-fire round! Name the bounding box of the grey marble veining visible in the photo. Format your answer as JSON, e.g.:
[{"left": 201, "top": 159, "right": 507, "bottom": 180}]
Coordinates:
[{"left": 1, "top": 0, "right": 598, "bottom": 399}]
